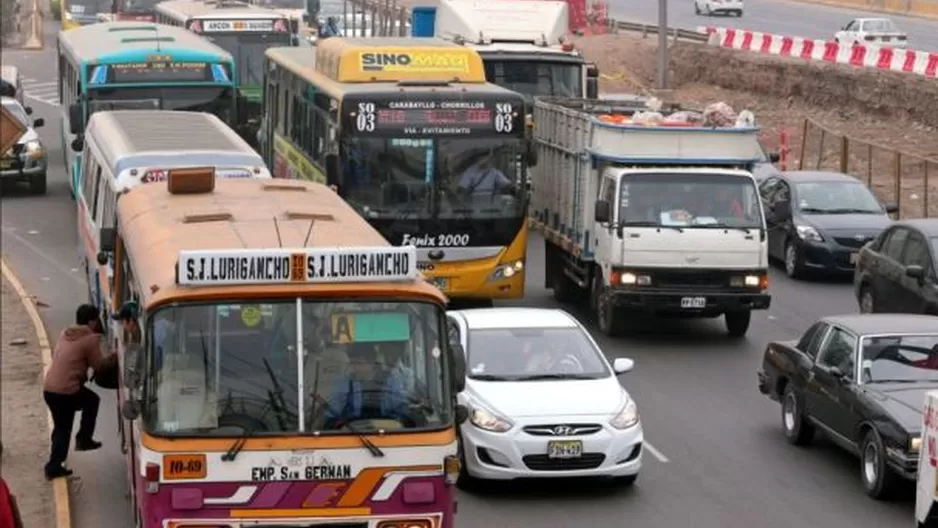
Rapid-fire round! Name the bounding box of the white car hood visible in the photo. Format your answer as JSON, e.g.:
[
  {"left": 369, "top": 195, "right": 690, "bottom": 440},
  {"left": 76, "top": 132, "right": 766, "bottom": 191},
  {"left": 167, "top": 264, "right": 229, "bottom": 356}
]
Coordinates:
[{"left": 465, "top": 377, "right": 627, "bottom": 418}]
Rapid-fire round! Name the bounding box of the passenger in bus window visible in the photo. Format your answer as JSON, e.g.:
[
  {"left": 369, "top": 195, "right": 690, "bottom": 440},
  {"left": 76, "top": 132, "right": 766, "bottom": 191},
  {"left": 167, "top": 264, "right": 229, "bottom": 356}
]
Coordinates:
[{"left": 323, "top": 342, "right": 407, "bottom": 429}]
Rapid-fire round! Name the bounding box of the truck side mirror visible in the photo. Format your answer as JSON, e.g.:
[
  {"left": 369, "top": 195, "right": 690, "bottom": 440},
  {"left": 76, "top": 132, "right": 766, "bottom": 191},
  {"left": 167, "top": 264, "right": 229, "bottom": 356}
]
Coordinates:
[
  {"left": 586, "top": 78, "right": 599, "bottom": 100},
  {"left": 768, "top": 152, "right": 781, "bottom": 163},
  {"left": 594, "top": 200, "right": 611, "bottom": 223},
  {"left": 68, "top": 104, "right": 83, "bottom": 134},
  {"left": 525, "top": 140, "right": 538, "bottom": 167}
]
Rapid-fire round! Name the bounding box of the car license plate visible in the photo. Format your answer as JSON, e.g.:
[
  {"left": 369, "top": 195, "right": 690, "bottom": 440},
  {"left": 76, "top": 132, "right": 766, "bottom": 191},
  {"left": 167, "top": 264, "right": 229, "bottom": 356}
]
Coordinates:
[
  {"left": 547, "top": 440, "right": 582, "bottom": 459},
  {"left": 0, "top": 160, "right": 12, "bottom": 169},
  {"left": 430, "top": 277, "right": 449, "bottom": 290},
  {"left": 849, "top": 252, "right": 859, "bottom": 264},
  {"left": 680, "top": 296, "right": 706, "bottom": 309}
]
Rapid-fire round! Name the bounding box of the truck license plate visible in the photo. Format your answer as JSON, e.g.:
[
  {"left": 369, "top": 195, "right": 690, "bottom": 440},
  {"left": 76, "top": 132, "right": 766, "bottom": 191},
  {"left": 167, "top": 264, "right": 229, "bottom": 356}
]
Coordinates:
[
  {"left": 849, "top": 252, "right": 859, "bottom": 264},
  {"left": 547, "top": 440, "right": 582, "bottom": 459},
  {"left": 680, "top": 296, "right": 706, "bottom": 309}
]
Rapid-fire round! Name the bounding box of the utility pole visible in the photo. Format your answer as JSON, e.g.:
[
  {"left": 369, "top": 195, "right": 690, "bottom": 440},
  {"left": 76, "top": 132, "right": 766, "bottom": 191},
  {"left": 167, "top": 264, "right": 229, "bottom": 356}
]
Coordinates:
[
  {"left": 22, "top": 0, "right": 43, "bottom": 50},
  {"left": 656, "top": 0, "right": 668, "bottom": 89}
]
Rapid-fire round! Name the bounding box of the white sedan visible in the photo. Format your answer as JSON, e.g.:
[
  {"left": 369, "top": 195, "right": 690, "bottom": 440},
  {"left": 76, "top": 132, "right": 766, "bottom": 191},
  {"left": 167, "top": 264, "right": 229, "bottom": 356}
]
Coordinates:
[
  {"left": 447, "top": 307, "right": 642, "bottom": 486},
  {"left": 834, "top": 18, "right": 908, "bottom": 48},
  {"left": 695, "top": 0, "right": 744, "bottom": 17}
]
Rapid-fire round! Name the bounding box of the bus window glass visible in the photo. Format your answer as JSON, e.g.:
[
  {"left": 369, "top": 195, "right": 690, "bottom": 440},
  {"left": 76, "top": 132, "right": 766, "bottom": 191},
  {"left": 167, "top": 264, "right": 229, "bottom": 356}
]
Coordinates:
[
  {"left": 482, "top": 60, "right": 582, "bottom": 104},
  {"left": 438, "top": 137, "right": 524, "bottom": 219},
  {"left": 87, "top": 87, "right": 235, "bottom": 123},
  {"left": 341, "top": 137, "right": 434, "bottom": 218},
  {"left": 204, "top": 33, "right": 292, "bottom": 86}
]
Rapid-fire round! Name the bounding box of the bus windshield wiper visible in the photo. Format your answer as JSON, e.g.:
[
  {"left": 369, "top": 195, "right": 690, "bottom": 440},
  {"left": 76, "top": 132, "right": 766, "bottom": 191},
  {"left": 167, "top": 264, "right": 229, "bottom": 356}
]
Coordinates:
[
  {"left": 311, "top": 393, "right": 385, "bottom": 458},
  {"left": 619, "top": 221, "right": 683, "bottom": 233}
]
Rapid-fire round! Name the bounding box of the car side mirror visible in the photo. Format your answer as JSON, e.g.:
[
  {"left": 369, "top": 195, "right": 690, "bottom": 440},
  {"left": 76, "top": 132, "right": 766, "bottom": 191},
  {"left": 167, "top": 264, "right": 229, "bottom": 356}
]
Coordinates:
[
  {"left": 906, "top": 264, "right": 925, "bottom": 281},
  {"left": 450, "top": 343, "right": 466, "bottom": 393},
  {"left": 612, "top": 357, "right": 634, "bottom": 374},
  {"left": 123, "top": 343, "right": 144, "bottom": 389},
  {"left": 594, "top": 200, "right": 611, "bottom": 223},
  {"left": 768, "top": 151, "right": 780, "bottom": 163},
  {"left": 32, "top": 117, "right": 44, "bottom": 128},
  {"left": 884, "top": 203, "right": 899, "bottom": 214}
]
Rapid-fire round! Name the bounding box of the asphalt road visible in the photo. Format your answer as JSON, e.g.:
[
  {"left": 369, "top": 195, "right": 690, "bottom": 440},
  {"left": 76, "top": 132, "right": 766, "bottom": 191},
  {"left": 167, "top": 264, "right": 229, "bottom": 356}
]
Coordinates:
[
  {"left": 618, "top": 0, "right": 938, "bottom": 52},
  {"left": 1, "top": 22, "right": 914, "bottom": 528}
]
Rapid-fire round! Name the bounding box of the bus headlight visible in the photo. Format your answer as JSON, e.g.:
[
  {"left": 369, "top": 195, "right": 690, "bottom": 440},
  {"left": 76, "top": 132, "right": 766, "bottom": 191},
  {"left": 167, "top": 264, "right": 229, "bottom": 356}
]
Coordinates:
[{"left": 489, "top": 260, "right": 523, "bottom": 281}]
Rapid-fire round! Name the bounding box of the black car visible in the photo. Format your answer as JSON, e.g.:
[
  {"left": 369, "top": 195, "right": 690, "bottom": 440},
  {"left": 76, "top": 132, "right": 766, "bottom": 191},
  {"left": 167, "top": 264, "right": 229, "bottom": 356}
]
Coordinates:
[
  {"left": 758, "top": 171, "right": 898, "bottom": 279},
  {"left": 855, "top": 219, "right": 938, "bottom": 315},
  {"left": 758, "top": 314, "right": 938, "bottom": 498}
]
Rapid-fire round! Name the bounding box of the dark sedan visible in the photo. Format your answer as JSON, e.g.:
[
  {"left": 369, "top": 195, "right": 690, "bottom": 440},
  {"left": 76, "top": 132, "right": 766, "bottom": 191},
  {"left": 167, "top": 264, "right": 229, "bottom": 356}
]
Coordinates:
[
  {"left": 758, "top": 171, "right": 898, "bottom": 279},
  {"left": 758, "top": 314, "right": 938, "bottom": 498},
  {"left": 855, "top": 219, "right": 938, "bottom": 315}
]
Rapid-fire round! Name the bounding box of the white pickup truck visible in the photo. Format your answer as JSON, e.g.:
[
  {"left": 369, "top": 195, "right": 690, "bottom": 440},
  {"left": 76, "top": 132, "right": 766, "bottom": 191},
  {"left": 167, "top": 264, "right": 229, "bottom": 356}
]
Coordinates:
[{"left": 530, "top": 96, "right": 771, "bottom": 337}]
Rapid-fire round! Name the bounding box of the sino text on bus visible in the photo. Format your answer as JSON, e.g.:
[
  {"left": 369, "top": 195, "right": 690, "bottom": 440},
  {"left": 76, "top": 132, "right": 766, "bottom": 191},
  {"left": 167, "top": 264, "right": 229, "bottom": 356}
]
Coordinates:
[
  {"left": 98, "top": 172, "right": 465, "bottom": 527},
  {"left": 262, "top": 38, "right": 534, "bottom": 302},
  {"left": 58, "top": 22, "right": 242, "bottom": 196}
]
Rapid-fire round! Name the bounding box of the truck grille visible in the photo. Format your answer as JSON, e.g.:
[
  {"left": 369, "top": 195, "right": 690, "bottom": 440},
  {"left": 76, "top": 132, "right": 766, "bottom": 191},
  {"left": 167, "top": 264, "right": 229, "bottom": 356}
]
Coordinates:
[
  {"left": 522, "top": 453, "right": 605, "bottom": 471},
  {"left": 654, "top": 270, "right": 728, "bottom": 289}
]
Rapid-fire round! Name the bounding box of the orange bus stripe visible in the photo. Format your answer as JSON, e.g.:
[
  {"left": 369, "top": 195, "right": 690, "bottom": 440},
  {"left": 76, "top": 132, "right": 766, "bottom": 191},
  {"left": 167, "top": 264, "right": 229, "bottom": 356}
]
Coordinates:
[
  {"left": 337, "top": 465, "right": 440, "bottom": 507},
  {"left": 140, "top": 428, "right": 455, "bottom": 452},
  {"left": 230, "top": 507, "right": 371, "bottom": 518}
]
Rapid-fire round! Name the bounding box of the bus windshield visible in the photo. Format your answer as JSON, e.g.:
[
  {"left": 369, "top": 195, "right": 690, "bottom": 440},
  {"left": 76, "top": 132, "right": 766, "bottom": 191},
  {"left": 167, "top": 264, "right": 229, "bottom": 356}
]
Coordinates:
[
  {"left": 88, "top": 86, "right": 235, "bottom": 124},
  {"left": 483, "top": 60, "right": 582, "bottom": 104},
  {"left": 341, "top": 137, "right": 525, "bottom": 220},
  {"left": 203, "top": 32, "right": 293, "bottom": 86},
  {"left": 145, "top": 300, "right": 451, "bottom": 436}
]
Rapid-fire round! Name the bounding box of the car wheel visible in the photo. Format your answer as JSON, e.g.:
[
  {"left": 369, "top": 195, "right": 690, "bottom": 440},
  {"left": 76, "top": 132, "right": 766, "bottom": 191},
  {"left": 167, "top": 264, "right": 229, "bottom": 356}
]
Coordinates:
[
  {"left": 860, "top": 429, "right": 900, "bottom": 499},
  {"left": 781, "top": 385, "right": 814, "bottom": 445},
  {"left": 858, "top": 285, "right": 877, "bottom": 314},
  {"left": 724, "top": 310, "right": 751, "bottom": 338},
  {"left": 29, "top": 172, "right": 47, "bottom": 195},
  {"left": 784, "top": 240, "right": 805, "bottom": 279},
  {"left": 456, "top": 435, "right": 477, "bottom": 490}
]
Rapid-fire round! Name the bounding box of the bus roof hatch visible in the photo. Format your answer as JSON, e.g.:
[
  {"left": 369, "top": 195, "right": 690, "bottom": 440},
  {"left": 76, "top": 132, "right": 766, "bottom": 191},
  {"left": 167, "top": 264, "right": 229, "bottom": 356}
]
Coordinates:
[{"left": 314, "top": 37, "right": 487, "bottom": 84}]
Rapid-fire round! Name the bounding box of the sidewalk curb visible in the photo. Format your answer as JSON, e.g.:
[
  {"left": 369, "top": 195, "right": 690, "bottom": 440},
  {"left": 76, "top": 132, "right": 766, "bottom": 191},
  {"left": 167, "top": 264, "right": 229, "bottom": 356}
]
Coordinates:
[{"left": 1, "top": 258, "right": 72, "bottom": 528}]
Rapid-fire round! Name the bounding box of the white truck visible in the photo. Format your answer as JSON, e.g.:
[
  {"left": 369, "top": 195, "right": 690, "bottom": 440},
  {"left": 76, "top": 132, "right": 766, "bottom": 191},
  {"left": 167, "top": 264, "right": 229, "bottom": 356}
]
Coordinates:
[
  {"left": 917, "top": 391, "right": 938, "bottom": 527},
  {"left": 530, "top": 97, "right": 771, "bottom": 337},
  {"left": 410, "top": 0, "right": 599, "bottom": 101}
]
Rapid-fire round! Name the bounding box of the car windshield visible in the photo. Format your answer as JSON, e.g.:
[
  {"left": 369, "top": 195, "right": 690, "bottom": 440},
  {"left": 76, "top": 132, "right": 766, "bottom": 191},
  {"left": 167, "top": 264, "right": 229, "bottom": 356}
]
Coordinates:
[
  {"left": 861, "top": 334, "right": 938, "bottom": 383},
  {"left": 203, "top": 32, "right": 293, "bottom": 86},
  {"left": 482, "top": 60, "right": 582, "bottom": 105},
  {"left": 794, "top": 181, "right": 883, "bottom": 214},
  {"left": 340, "top": 137, "right": 525, "bottom": 220},
  {"left": 88, "top": 86, "right": 235, "bottom": 125},
  {"left": 618, "top": 172, "right": 763, "bottom": 229},
  {"left": 144, "top": 300, "right": 451, "bottom": 436},
  {"left": 864, "top": 19, "right": 898, "bottom": 32},
  {"left": 1, "top": 99, "right": 28, "bottom": 126},
  {"left": 466, "top": 326, "right": 610, "bottom": 381}
]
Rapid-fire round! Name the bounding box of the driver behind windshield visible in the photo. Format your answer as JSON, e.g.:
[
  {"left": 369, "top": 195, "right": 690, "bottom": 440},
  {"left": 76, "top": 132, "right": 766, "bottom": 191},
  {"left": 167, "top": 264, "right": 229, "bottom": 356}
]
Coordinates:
[
  {"left": 456, "top": 153, "right": 511, "bottom": 196},
  {"left": 323, "top": 342, "right": 407, "bottom": 429}
]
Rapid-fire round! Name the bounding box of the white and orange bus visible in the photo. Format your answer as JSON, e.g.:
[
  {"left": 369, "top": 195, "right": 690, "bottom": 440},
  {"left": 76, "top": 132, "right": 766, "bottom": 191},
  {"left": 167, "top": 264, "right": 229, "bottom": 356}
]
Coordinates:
[
  {"left": 76, "top": 110, "right": 271, "bottom": 319},
  {"left": 101, "top": 172, "right": 465, "bottom": 528}
]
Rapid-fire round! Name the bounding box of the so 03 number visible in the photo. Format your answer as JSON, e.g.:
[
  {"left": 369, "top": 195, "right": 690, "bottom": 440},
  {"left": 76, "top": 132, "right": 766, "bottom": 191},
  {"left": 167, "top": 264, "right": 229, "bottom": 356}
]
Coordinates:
[
  {"left": 356, "top": 103, "right": 376, "bottom": 132},
  {"left": 495, "top": 103, "right": 515, "bottom": 134}
]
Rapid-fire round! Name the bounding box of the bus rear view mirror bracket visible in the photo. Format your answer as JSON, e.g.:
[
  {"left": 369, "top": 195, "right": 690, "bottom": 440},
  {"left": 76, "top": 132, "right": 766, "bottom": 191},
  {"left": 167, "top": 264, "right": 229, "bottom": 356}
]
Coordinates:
[
  {"left": 325, "top": 154, "right": 338, "bottom": 186},
  {"left": 71, "top": 137, "right": 84, "bottom": 152},
  {"left": 68, "top": 104, "right": 82, "bottom": 134},
  {"left": 121, "top": 399, "right": 140, "bottom": 421}
]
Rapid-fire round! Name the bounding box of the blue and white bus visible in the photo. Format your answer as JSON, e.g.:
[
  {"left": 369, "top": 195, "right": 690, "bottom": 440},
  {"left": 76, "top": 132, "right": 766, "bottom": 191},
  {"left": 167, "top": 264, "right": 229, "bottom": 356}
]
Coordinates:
[{"left": 57, "top": 22, "right": 240, "bottom": 196}]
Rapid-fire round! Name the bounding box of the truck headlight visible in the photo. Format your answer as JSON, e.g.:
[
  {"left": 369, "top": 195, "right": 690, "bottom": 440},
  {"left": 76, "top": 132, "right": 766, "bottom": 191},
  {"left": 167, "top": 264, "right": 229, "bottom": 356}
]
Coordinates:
[
  {"left": 470, "top": 407, "right": 513, "bottom": 433},
  {"left": 795, "top": 225, "right": 823, "bottom": 243},
  {"left": 609, "top": 398, "right": 639, "bottom": 430},
  {"left": 619, "top": 272, "right": 651, "bottom": 286},
  {"left": 489, "top": 260, "right": 523, "bottom": 281},
  {"left": 730, "top": 274, "right": 766, "bottom": 288},
  {"left": 911, "top": 436, "right": 921, "bottom": 452}
]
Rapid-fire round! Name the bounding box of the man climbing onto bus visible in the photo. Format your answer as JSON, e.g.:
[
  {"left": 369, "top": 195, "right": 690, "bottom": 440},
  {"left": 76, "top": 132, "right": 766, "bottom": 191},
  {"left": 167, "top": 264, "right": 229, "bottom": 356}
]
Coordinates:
[{"left": 323, "top": 342, "right": 408, "bottom": 429}]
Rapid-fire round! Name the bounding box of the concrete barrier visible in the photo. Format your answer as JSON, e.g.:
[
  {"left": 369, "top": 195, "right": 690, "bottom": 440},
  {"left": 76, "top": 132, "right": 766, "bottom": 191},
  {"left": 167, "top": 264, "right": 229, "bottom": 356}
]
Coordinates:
[{"left": 794, "top": 0, "right": 938, "bottom": 21}]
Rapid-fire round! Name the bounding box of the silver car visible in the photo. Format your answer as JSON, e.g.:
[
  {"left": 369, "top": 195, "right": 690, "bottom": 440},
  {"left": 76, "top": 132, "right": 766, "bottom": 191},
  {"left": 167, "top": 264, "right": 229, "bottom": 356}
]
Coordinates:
[{"left": 1, "top": 97, "right": 47, "bottom": 194}]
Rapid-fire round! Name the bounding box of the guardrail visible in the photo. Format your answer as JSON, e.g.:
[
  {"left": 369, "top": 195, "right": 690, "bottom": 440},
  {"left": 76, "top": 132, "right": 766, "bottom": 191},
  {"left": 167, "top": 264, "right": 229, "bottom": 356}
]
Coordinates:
[{"left": 612, "top": 20, "right": 710, "bottom": 43}]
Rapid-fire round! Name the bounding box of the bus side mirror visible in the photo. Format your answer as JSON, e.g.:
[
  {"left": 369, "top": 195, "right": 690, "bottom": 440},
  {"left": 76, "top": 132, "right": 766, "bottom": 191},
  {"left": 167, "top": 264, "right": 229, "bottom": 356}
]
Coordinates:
[
  {"left": 100, "top": 227, "right": 116, "bottom": 253},
  {"left": 325, "top": 153, "right": 338, "bottom": 186},
  {"left": 525, "top": 141, "right": 538, "bottom": 167},
  {"left": 122, "top": 400, "right": 140, "bottom": 420},
  {"left": 71, "top": 137, "right": 84, "bottom": 152},
  {"left": 68, "top": 104, "right": 83, "bottom": 134},
  {"left": 450, "top": 343, "right": 466, "bottom": 394},
  {"left": 123, "top": 343, "right": 143, "bottom": 389}
]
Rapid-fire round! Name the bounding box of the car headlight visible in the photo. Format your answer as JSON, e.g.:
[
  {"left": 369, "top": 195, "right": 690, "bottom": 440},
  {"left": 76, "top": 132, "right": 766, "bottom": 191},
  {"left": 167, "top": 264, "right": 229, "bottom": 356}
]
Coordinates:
[
  {"left": 609, "top": 398, "right": 639, "bottom": 430},
  {"left": 911, "top": 436, "right": 921, "bottom": 453},
  {"left": 795, "top": 224, "right": 824, "bottom": 243},
  {"left": 489, "top": 260, "right": 523, "bottom": 281},
  {"left": 469, "top": 407, "right": 513, "bottom": 433},
  {"left": 24, "top": 140, "right": 44, "bottom": 160}
]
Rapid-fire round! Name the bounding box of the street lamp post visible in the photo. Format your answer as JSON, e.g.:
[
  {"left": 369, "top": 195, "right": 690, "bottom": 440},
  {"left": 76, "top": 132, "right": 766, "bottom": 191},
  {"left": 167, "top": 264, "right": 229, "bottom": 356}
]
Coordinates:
[{"left": 656, "top": 0, "right": 668, "bottom": 89}]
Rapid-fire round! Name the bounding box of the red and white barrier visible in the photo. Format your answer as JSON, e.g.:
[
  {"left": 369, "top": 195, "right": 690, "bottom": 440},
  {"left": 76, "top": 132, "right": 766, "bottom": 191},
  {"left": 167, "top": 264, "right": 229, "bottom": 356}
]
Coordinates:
[{"left": 697, "top": 26, "right": 938, "bottom": 79}]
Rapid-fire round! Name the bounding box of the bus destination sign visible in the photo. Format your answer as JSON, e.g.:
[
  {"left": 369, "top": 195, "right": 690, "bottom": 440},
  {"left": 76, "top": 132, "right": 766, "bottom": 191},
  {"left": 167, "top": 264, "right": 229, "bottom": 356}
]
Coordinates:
[
  {"left": 345, "top": 99, "right": 524, "bottom": 137},
  {"left": 190, "top": 19, "right": 288, "bottom": 33},
  {"left": 105, "top": 61, "right": 220, "bottom": 83}
]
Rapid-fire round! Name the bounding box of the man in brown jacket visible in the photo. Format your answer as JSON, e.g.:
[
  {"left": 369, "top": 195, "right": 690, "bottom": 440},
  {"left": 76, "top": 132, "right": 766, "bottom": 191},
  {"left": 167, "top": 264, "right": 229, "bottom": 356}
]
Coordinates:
[{"left": 43, "top": 304, "right": 116, "bottom": 480}]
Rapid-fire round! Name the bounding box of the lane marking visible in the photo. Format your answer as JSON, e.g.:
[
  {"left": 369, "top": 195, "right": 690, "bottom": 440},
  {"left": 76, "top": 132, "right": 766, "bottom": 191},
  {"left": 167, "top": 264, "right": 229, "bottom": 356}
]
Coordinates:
[
  {"left": 22, "top": 78, "right": 61, "bottom": 107},
  {"left": 1, "top": 259, "right": 73, "bottom": 528},
  {"left": 644, "top": 441, "right": 670, "bottom": 463},
  {"left": 1, "top": 227, "right": 85, "bottom": 287}
]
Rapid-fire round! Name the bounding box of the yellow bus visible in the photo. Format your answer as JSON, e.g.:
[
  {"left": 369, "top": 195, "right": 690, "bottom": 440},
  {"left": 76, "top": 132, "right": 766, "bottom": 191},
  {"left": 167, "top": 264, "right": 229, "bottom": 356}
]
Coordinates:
[
  {"left": 60, "top": 0, "right": 110, "bottom": 29},
  {"left": 101, "top": 171, "right": 465, "bottom": 527},
  {"left": 261, "top": 38, "right": 532, "bottom": 302}
]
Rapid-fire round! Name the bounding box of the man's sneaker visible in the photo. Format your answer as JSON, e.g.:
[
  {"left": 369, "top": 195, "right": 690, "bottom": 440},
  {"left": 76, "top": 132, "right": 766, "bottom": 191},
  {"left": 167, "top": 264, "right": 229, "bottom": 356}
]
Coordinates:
[
  {"left": 45, "top": 466, "right": 73, "bottom": 480},
  {"left": 75, "top": 439, "right": 102, "bottom": 451}
]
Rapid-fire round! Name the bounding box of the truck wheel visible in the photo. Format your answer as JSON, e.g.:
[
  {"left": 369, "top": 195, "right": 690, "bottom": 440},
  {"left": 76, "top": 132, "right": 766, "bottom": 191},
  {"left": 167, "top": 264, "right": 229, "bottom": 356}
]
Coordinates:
[
  {"left": 860, "top": 429, "right": 899, "bottom": 499},
  {"left": 781, "top": 385, "right": 814, "bottom": 445},
  {"left": 596, "top": 286, "right": 623, "bottom": 337},
  {"left": 552, "top": 263, "right": 574, "bottom": 303},
  {"left": 724, "top": 310, "right": 751, "bottom": 337}
]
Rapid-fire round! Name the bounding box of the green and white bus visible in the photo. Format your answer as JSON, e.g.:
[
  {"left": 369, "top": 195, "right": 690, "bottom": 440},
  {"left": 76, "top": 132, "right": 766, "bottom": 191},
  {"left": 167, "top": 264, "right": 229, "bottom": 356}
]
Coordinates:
[
  {"left": 58, "top": 21, "right": 239, "bottom": 197},
  {"left": 155, "top": 0, "right": 298, "bottom": 143}
]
